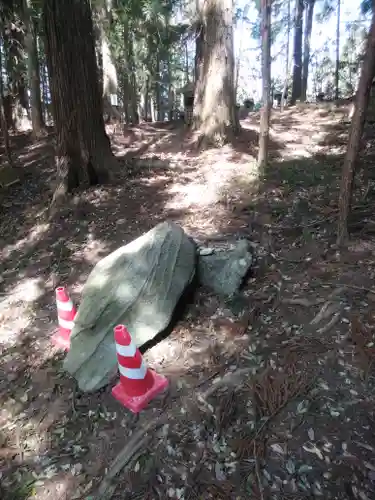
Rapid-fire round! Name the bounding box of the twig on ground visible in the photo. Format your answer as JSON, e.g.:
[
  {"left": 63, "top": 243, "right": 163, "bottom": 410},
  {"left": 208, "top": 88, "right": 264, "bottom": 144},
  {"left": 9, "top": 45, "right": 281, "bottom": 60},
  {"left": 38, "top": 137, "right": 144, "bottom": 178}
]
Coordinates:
[
  {"left": 317, "top": 311, "right": 341, "bottom": 334},
  {"left": 310, "top": 301, "right": 341, "bottom": 325},
  {"left": 202, "top": 368, "right": 253, "bottom": 399},
  {"left": 254, "top": 440, "right": 264, "bottom": 500},
  {"left": 281, "top": 297, "right": 324, "bottom": 307}
]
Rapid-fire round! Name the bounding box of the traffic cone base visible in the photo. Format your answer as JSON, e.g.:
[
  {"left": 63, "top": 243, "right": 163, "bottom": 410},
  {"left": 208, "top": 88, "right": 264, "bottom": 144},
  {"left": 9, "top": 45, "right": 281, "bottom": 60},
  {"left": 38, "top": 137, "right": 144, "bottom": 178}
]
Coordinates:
[
  {"left": 112, "top": 369, "right": 168, "bottom": 413},
  {"left": 51, "top": 328, "right": 71, "bottom": 350}
]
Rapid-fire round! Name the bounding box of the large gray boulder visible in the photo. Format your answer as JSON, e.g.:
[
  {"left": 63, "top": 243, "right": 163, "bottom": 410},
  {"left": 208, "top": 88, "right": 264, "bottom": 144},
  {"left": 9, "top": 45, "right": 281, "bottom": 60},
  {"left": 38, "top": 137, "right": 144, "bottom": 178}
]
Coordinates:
[
  {"left": 63, "top": 222, "right": 196, "bottom": 392},
  {"left": 197, "top": 240, "right": 253, "bottom": 297}
]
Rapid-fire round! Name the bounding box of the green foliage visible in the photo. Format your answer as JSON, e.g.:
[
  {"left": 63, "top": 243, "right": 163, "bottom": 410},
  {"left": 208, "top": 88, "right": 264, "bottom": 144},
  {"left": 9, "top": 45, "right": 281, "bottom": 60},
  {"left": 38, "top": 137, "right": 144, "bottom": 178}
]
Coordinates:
[{"left": 361, "top": 0, "right": 373, "bottom": 15}]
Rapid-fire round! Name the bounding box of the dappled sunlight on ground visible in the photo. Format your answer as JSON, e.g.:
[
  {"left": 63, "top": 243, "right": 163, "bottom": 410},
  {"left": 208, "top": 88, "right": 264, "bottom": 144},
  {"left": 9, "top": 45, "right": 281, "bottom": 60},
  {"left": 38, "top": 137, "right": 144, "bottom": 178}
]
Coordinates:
[{"left": 3, "top": 106, "right": 375, "bottom": 498}]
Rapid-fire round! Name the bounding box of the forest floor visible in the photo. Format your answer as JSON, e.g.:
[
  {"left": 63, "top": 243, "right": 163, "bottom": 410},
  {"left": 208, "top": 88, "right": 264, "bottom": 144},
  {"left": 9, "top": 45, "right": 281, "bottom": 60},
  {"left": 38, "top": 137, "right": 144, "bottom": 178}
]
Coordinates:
[{"left": 2, "top": 103, "right": 375, "bottom": 500}]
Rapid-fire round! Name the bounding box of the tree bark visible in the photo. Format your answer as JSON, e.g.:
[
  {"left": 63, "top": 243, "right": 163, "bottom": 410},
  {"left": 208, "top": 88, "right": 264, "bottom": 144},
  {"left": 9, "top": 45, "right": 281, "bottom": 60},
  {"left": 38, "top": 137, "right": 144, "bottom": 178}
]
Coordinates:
[
  {"left": 128, "top": 29, "right": 138, "bottom": 124},
  {"left": 291, "top": 0, "right": 304, "bottom": 105},
  {"left": 43, "top": 0, "right": 117, "bottom": 209},
  {"left": 281, "top": 0, "right": 291, "bottom": 111},
  {"left": 155, "top": 51, "right": 162, "bottom": 121},
  {"left": 301, "top": 0, "right": 315, "bottom": 101},
  {"left": 337, "top": 11, "right": 375, "bottom": 245},
  {"left": 257, "top": 0, "right": 271, "bottom": 171},
  {"left": 335, "top": 0, "right": 341, "bottom": 100},
  {"left": 22, "top": 0, "right": 46, "bottom": 139},
  {"left": 193, "top": 0, "right": 239, "bottom": 145},
  {"left": 0, "top": 34, "right": 12, "bottom": 166}
]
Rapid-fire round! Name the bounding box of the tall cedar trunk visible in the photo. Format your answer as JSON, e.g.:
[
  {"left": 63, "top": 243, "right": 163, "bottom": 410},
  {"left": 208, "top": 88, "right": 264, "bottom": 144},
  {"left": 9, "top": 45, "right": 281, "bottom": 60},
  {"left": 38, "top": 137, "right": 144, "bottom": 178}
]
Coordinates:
[
  {"left": 291, "top": 0, "right": 304, "bottom": 104},
  {"left": 257, "top": 0, "right": 271, "bottom": 171},
  {"left": 155, "top": 51, "right": 162, "bottom": 121},
  {"left": 301, "top": 0, "right": 315, "bottom": 101},
  {"left": 0, "top": 34, "right": 12, "bottom": 166},
  {"left": 194, "top": 21, "right": 204, "bottom": 83},
  {"left": 335, "top": 0, "right": 341, "bottom": 100},
  {"left": 281, "top": 0, "right": 291, "bottom": 110},
  {"left": 167, "top": 61, "right": 173, "bottom": 121},
  {"left": 185, "top": 40, "right": 189, "bottom": 83},
  {"left": 122, "top": 20, "right": 130, "bottom": 123},
  {"left": 43, "top": 0, "right": 117, "bottom": 208},
  {"left": 128, "top": 29, "right": 138, "bottom": 124},
  {"left": 337, "top": 11, "right": 375, "bottom": 245},
  {"left": 144, "top": 76, "right": 149, "bottom": 121},
  {"left": 22, "top": 0, "right": 45, "bottom": 139},
  {"left": 98, "top": 7, "right": 117, "bottom": 100},
  {"left": 193, "top": 0, "right": 239, "bottom": 144}
]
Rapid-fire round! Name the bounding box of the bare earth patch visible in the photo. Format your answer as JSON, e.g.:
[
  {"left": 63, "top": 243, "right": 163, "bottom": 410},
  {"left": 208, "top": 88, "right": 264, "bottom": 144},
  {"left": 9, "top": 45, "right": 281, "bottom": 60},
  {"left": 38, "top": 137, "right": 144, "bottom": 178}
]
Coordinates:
[{"left": 2, "top": 107, "right": 375, "bottom": 499}]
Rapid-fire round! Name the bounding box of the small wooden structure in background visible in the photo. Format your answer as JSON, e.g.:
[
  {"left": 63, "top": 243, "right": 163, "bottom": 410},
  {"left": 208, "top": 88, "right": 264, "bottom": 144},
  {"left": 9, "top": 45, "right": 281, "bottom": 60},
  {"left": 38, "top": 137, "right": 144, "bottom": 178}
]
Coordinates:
[{"left": 176, "top": 82, "right": 194, "bottom": 126}]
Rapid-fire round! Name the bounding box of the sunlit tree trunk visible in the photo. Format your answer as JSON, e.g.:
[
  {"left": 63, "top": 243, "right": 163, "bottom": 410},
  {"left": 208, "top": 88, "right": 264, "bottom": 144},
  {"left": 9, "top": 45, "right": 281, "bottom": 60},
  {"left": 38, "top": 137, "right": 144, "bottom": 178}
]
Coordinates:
[
  {"left": 337, "top": 11, "right": 375, "bottom": 245},
  {"left": 22, "top": 0, "right": 45, "bottom": 139},
  {"left": 193, "top": 0, "right": 239, "bottom": 145},
  {"left": 0, "top": 33, "right": 12, "bottom": 166},
  {"left": 291, "top": 0, "right": 304, "bottom": 104},
  {"left": 301, "top": 0, "right": 315, "bottom": 101},
  {"left": 335, "top": 0, "right": 341, "bottom": 100},
  {"left": 258, "top": 0, "right": 271, "bottom": 171},
  {"left": 281, "top": 0, "right": 291, "bottom": 110},
  {"left": 43, "top": 0, "right": 117, "bottom": 210}
]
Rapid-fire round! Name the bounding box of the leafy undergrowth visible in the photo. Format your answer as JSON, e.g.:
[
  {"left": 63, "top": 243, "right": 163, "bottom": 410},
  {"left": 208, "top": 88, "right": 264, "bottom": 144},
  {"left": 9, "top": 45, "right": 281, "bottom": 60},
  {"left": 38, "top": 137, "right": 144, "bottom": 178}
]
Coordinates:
[{"left": 2, "top": 105, "right": 375, "bottom": 499}]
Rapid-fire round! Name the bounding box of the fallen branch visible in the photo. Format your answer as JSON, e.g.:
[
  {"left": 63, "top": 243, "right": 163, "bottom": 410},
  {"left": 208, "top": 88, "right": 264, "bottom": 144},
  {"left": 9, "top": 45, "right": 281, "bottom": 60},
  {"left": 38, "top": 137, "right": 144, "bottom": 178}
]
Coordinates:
[{"left": 95, "top": 416, "right": 167, "bottom": 500}]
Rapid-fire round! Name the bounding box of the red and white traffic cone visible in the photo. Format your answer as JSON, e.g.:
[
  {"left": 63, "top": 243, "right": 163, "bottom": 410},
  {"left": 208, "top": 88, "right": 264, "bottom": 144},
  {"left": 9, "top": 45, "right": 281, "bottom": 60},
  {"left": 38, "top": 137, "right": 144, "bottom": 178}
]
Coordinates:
[
  {"left": 51, "top": 286, "right": 77, "bottom": 351},
  {"left": 112, "top": 325, "right": 169, "bottom": 413}
]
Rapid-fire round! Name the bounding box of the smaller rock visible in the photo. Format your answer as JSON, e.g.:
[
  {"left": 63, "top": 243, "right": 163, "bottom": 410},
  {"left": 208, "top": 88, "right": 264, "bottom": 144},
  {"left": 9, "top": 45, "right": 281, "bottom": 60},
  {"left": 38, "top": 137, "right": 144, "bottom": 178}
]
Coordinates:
[{"left": 197, "top": 240, "right": 253, "bottom": 297}]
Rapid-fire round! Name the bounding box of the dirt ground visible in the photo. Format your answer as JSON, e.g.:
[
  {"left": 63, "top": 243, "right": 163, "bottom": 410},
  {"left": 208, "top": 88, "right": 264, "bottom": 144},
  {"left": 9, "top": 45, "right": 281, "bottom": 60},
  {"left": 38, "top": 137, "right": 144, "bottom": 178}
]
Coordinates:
[{"left": 2, "top": 104, "right": 375, "bottom": 500}]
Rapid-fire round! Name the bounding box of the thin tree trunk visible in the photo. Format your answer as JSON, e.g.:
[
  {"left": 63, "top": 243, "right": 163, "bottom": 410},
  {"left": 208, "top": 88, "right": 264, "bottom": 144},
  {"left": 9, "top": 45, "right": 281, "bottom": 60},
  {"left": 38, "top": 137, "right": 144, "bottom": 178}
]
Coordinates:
[
  {"left": 155, "top": 51, "right": 162, "bottom": 121},
  {"left": 335, "top": 0, "right": 341, "bottom": 100},
  {"left": 43, "top": 0, "right": 117, "bottom": 210},
  {"left": 258, "top": 0, "right": 271, "bottom": 171},
  {"left": 281, "top": 0, "right": 291, "bottom": 111},
  {"left": 337, "top": 11, "right": 375, "bottom": 245},
  {"left": 301, "top": 0, "right": 315, "bottom": 101},
  {"left": 185, "top": 40, "right": 189, "bottom": 83},
  {"left": 22, "top": 0, "right": 45, "bottom": 139},
  {"left": 0, "top": 35, "right": 12, "bottom": 166},
  {"left": 291, "top": 0, "right": 304, "bottom": 105},
  {"left": 193, "top": 0, "right": 239, "bottom": 145},
  {"left": 128, "top": 30, "right": 138, "bottom": 124},
  {"left": 144, "top": 76, "right": 149, "bottom": 121}
]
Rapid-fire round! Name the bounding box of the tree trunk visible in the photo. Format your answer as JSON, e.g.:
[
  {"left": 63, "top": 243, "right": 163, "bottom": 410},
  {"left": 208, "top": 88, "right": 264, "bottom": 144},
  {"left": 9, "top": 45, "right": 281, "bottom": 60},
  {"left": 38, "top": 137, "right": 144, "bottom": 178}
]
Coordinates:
[
  {"left": 97, "top": 4, "right": 117, "bottom": 100},
  {"left": 335, "top": 0, "right": 341, "bottom": 100},
  {"left": 185, "top": 40, "right": 189, "bottom": 83},
  {"left": 43, "top": 0, "right": 117, "bottom": 209},
  {"left": 193, "top": 0, "right": 239, "bottom": 145},
  {"left": 291, "top": 0, "right": 304, "bottom": 105},
  {"left": 257, "top": 0, "right": 271, "bottom": 171},
  {"left": 144, "top": 76, "right": 149, "bottom": 121},
  {"left": 337, "top": 11, "right": 375, "bottom": 245},
  {"left": 128, "top": 29, "right": 138, "bottom": 124},
  {"left": 0, "top": 35, "right": 12, "bottom": 166},
  {"left": 301, "top": 0, "right": 315, "bottom": 101},
  {"left": 155, "top": 51, "right": 162, "bottom": 121},
  {"left": 281, "top": 0, "right": 291, "bottom": 111},
  {"left": 22, "top": 0, "right": 46, "bottom": 139}
]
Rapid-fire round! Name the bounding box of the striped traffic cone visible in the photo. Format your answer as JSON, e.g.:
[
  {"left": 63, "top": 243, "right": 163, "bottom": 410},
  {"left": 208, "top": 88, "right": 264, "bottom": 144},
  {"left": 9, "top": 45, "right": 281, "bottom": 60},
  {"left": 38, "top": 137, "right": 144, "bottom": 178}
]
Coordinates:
[
  {"left": 51, "top": 286, "right": 77, "bottom": 351},
  {"left": 112, "top": 325, "right": 169, "bottom": 413}
]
